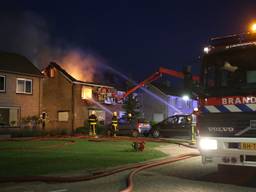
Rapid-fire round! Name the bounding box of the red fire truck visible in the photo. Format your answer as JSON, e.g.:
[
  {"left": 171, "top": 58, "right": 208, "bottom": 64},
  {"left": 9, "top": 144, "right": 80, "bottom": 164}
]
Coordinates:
[{"left": 198, "top": 25, "right": 256, "bottom": 167}]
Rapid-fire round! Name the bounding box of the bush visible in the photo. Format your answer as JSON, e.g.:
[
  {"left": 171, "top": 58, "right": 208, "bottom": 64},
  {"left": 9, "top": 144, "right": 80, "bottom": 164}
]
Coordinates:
[
  {"left": 75, "top": 124, "right": 108, "bottom": 135},
  {"left": 46, "top": 128, "right": 70, "bottom": 136},
  {"left": 75, "top": 127, "right": 87, "bottom": 134},
  {"left": 10, "top": 129, "right": 47, "bottom": 137},
  {"left": 20, "top": 116, "right": 41, "bottom": 129},
  {"left": 150, "top": 120, "right": 158, "bottom": 127},
  {"left": 97, "top": 125, "right": 108, "bottom": 135},
  {"left": 0, "top": 128, "right": 71, "bottom": 138}
]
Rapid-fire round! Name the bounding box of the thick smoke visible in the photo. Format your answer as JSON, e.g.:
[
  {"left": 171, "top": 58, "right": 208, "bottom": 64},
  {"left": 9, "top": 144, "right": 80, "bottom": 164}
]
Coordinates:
[
  {"left": 56, "top": 49, "right": 103, "bottom": 82},
  {"left": 0, "top": 12, "right": 103, "bottom": 82}
]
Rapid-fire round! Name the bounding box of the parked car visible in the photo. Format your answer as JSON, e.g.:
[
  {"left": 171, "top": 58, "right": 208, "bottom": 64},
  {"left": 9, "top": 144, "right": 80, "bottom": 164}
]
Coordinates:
[
  {"left": 133, "top": 118, "right": 152, "bottom": 137},
  {"left": 107, "top": 118, "right": 159, "bottom": 137},
  {"left": 151, "top": 115, "right": 192, "bottom": 138}
]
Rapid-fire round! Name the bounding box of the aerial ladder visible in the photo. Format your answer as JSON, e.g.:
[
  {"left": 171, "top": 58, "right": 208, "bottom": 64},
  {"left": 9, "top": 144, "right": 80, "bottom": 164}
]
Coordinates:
[
  {"left": 119, "top": 66, "right": 199, "bottom": 143},
  {"left": 122, "top": 67, "right": 199, "bottom": 99}
]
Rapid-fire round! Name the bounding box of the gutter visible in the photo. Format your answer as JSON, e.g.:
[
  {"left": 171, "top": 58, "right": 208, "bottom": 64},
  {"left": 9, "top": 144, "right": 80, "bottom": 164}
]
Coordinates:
[
  {"left": 73, "top": 81, "right": 114, "bottom": 88},
  {"left": 56, "top": 69, "right": 114, "bottom": 88},
  {"left": 0, "top": 70, "right": 44, "bottom": 78},
  {"left": 71, "top": 84, "right": 75, "bottom": 133}
]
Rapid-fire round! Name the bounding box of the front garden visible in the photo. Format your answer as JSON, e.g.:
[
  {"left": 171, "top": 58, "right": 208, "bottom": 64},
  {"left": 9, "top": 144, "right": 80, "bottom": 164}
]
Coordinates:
[{"left": 0, "top": 138, "right": 167, "bottom": 177}]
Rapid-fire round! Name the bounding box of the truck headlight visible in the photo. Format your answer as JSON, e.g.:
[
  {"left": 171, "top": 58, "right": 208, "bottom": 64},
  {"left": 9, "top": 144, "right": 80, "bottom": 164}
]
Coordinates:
[{"left": 199, "top": 138, "right": 217, "bottom": 150}]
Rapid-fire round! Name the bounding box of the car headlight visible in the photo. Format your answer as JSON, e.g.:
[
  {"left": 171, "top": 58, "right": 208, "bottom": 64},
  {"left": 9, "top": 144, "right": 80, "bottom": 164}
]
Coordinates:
[{"left": 199, "top": 138, "right": 217, "bottom": 150}]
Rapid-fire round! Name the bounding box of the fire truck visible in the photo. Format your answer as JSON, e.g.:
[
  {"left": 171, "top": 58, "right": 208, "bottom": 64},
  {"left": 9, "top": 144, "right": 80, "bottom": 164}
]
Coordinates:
[{"left": 198, "top": 25, "right": 256, "bottom": 167}]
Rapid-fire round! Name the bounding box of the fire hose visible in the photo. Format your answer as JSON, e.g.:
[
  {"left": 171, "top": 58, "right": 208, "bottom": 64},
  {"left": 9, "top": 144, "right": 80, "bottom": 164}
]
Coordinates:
[
  {"left": 0, "top": 152, "right": 199, "bottom": 183},
  {"left": 0, "top": 135, "right": 199, "bottom": 192},
  {"left": 120, "top": 153, "right": 199, "bottom": 192}
]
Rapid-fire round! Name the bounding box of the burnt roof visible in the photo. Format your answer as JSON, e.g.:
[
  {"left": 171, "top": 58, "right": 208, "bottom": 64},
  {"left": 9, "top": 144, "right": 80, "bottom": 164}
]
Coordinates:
[
  {"left": 49, "top": 62, "right": 76, "bottom": 81},
  {"left": 0, "top": 52, "right": 43, "bottom": 77},
  {"left": 48, "top": 62, "right": 114, "bottom": 88}
]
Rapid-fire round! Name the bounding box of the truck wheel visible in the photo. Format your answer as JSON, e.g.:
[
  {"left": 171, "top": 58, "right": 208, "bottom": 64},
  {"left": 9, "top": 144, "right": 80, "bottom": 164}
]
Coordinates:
[
  {"left": 132, "top": 130, "right": 139, "bottom": 137},
  {"left": 152, "top": 130, "right": 160, "bottom": 138}
]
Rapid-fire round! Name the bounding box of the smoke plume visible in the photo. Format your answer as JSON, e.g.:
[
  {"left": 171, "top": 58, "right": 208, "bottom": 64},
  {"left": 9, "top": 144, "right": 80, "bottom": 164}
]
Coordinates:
[
  {"left": 0, "top": 12, "right": 103, "bottom": 82},
  {"left": 56, "top": 50, "right": 102, "bottom": 82}
]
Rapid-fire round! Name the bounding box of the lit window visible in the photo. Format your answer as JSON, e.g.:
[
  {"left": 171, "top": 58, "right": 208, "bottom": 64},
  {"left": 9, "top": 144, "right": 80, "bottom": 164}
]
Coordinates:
[
  {"left": 81, "top": 86, "right": 92, "bottom": 99},
  {"left": 58, "top": 111, "right": 69, "bottom": 122},
  {"left": 0, "top": 75, "right": 5, "bottom": 92},
  {"left": 16, "top": 78, "right": 32, "bottom": 94},
  {"left": 50, "top": 68, "right": 55, "bottom": 78}
]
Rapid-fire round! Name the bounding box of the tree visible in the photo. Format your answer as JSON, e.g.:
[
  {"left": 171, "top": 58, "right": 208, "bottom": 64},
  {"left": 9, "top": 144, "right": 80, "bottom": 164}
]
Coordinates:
[{"left": 122, "top": 94, "right": 141, "bottom": 120}]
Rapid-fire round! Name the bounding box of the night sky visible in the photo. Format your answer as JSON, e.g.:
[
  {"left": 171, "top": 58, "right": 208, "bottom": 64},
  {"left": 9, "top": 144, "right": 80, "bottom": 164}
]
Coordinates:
[{"left": 1, "top": 0, "right": 256, "bottom": 80}]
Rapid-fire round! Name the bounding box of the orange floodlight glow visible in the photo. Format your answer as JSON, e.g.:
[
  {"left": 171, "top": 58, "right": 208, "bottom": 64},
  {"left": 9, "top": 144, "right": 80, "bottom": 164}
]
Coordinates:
[{"left": 250, "top": 23, "right": 256, "bottom": 33}]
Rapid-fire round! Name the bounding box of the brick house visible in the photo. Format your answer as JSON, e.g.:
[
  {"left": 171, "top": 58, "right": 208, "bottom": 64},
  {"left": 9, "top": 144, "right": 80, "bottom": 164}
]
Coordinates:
[
  {"left": 0, "top": 52, "right": 43, "bottom": 129},
  {"left": 42, "top": 62, "right": 124, "bottom": 132}
]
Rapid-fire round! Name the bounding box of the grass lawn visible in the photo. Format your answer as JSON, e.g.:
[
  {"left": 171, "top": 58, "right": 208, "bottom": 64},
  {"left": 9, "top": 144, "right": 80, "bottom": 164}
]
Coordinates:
[{"left": 0, "top": 138, "right": 167, "bottom": 177}]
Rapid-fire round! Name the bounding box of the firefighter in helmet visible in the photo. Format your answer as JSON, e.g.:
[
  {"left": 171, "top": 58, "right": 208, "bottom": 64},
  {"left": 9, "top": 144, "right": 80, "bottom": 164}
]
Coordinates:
[
  {"left": 88, "top": 111, "right": 98, "bottom": 137},
  {"left": 111, "top": 111, "right": 118, "bottom": 137},
  {"left": 40, "top": 112, "right": 47, "bottom": 130},
  {"left": 127, "top": 113, "right": 134, "bottom": 131},
  {"left": 128, "top": 113, "right": 132, "bottom": 122}
]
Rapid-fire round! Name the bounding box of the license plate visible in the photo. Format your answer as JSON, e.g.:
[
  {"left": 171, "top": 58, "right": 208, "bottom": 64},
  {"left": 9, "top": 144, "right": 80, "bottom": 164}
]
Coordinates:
[{"left": 241, "top": 143, "right": 256, "bottom": 150}]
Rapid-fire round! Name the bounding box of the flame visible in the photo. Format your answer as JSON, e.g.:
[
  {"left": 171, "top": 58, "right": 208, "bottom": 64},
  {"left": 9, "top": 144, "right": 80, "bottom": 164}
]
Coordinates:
[
  {"left": 59, "top": 51, "right": 99, "bottom": 82},
  {"left": 81, "top": 86, "right": 93, "bottom": 100}
]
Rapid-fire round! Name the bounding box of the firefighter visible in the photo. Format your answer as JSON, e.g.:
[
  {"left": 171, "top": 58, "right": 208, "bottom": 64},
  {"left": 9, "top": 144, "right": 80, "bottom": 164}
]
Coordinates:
[
  {"left": 40, "top": 112, "right": 47, "bottom": 130},
  {"left": 88, "top": 111, "right": 98, "bottom": 137},
  {"left": 191, "top": 108, "right": 198, "bottom": 144},
  {"left": 111, "top": 111, "right": 118, "bottom": 137},
  {"left": 127, "top": 113, "right": 132, "bottom": 122}
]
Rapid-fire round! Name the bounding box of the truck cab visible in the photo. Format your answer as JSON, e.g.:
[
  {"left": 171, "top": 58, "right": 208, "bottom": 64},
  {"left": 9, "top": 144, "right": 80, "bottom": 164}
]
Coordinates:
[{"left": 198, "top": 32, "right": 256, "bottom": 167}]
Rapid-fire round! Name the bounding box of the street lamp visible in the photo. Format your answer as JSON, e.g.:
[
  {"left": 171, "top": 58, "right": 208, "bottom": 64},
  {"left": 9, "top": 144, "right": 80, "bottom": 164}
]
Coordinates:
[
  {"left": 250, "top": 23, "right": 256, "bottom": 33},
  {"left": 203, "top": 47, "right": 210, "bottom": 54},
  {"left": 182, "top": 95, "right": 190, "bottom": 101}
]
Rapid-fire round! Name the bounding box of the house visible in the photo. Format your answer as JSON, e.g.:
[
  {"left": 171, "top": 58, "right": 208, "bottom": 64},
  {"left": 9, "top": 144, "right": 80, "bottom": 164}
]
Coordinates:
[
  {"left": 0, "top": 52, "right": 43, "bottom": 129},
  {"left": 42, "top": 62, "right": 124, "bottom": 132},
  {"left": 139, "top": 82, "right": 198, "bottom": 123}
]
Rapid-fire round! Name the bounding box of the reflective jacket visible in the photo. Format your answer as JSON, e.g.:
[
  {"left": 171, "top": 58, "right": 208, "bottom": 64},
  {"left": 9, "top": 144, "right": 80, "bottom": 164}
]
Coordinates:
[
  {"left": 89, "top": 114, "right": 98, "bottom": 125},
  {"left": 112, "top": 116, "right": 118, "bottom": 126}
]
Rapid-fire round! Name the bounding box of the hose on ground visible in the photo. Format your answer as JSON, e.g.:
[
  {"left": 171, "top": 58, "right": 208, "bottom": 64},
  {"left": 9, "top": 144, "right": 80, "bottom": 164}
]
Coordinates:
[{"left": 120, "top": 153, "right": 200, "bottom": 192}]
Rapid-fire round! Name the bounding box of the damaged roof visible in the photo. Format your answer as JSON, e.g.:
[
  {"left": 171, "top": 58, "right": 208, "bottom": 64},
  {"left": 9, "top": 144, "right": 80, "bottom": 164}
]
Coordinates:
[
  {"left": 49, "top": 62, "right": 76, "bottom": 81},
  {"left": 48, "top": 62, "right": 114, "bottom": 88},
  {"left": 0, "top": 52, "right": 43, "bottom": 77}
]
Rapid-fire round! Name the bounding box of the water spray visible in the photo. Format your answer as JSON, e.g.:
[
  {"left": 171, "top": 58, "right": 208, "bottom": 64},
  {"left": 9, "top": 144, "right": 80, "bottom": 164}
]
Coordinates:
[
  {"left": 105, "top": 65, "right": 182, "bottom": 114},
  {"left": 90, "top": 99, "right": 112, "bottom": 115}
]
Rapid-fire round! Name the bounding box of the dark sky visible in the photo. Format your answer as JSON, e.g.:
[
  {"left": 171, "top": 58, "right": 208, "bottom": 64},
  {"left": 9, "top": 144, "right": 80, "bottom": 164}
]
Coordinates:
[{"left": 1, "top": 0, "right": 256, "bottom": 80}]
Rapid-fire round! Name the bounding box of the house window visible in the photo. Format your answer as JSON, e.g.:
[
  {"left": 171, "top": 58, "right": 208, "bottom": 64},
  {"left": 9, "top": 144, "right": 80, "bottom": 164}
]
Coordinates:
[
  {"left": 58, "top": 111, "right": 69, "bottom": 122},
  {"left": 186, "top": 100, "right": 192, "bottom": 109},
  {"left": 50, "top": 68, "right": 56, "bottom": 78},
  {"left": 0, "top": 75, "right": 5, "bottom": 92},
  {"left": 175, "top": 98, "right": 183, "bottom": 109},
  {"left": 16, "top": 78, "right": 32, "bottom": 94},
  {"left": 0, "top": 107, "right": 19, "bottom": 127},
  {"left": 81, "top": 86, "right": 92, "bottom": 100},
  {"left": 153, "top": 113, "right": 164, "bottom": 123}
]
